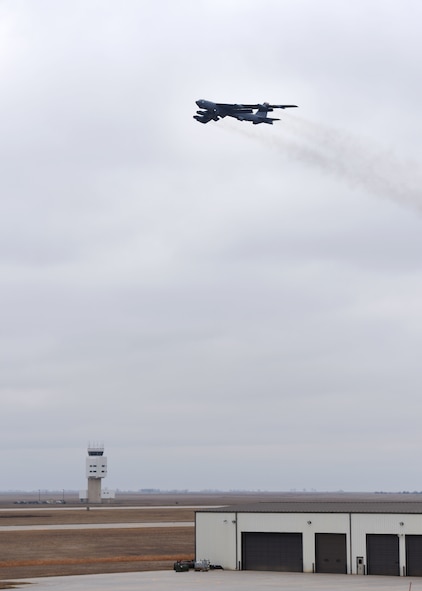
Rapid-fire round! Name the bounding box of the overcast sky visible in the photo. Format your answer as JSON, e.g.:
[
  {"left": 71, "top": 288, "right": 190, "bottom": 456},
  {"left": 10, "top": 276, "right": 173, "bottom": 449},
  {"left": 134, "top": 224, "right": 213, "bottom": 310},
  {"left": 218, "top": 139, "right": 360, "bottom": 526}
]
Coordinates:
[{"left": 1, "top": 0, "right": 422, "bottom": 493}]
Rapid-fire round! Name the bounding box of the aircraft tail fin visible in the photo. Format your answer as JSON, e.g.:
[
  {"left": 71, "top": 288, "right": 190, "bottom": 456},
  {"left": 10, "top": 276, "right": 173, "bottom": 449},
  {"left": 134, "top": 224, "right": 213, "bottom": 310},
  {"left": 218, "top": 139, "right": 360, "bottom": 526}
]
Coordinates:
[
  {"left": 253, "top": 103, "right": 279, "bottom": 123},
  {"left": 255, "top": 103, "right": 272, "bottom": 118}
]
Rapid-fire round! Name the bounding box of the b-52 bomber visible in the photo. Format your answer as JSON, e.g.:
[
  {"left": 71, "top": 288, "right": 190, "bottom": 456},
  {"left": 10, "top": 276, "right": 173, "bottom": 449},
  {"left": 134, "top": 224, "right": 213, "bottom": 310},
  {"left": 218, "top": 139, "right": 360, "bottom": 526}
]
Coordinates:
[{"left": 194, "top": 99, "right": 298, "bottom": 125}]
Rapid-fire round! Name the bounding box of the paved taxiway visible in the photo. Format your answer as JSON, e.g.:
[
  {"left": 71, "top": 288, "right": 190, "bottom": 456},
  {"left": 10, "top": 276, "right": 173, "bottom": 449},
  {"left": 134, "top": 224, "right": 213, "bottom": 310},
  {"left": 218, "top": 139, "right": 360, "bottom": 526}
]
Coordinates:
[
  {"left": 0, "top": 505, "right": 214, "bottom": 511},
  {"left": 0, "top": 521, "right": 193, "bottom": 531},
  {"left": 19, "top": 570, "right": 422, "bottom": 591}
]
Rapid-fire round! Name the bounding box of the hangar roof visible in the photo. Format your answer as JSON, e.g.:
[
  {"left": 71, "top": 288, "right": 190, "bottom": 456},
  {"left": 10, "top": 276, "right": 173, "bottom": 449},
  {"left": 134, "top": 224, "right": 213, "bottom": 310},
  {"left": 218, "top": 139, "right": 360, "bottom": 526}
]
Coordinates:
[{"left": 198, "top": 501, "right": 422, "bottom": 514}]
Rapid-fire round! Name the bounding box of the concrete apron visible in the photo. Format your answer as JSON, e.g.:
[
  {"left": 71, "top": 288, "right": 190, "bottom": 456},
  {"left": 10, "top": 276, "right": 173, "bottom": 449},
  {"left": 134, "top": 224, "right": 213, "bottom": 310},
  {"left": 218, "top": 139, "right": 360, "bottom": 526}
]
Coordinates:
[{"left": 21, "top": 570, "right": 422, "bottom": 591}]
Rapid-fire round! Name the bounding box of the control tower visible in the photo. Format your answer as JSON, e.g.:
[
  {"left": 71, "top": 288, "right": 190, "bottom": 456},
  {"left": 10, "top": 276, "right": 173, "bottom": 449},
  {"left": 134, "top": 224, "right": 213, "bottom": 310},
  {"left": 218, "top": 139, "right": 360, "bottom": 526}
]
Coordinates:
[{"left": 86, "top": 443, "right": 107, "bottom": 503}]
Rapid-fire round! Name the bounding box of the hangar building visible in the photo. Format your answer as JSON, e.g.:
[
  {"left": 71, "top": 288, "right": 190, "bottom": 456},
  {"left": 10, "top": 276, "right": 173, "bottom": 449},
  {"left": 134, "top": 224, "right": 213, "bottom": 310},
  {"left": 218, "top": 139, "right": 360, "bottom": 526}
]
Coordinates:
[{"left": 195, "top": 500, "right": 422, "bottom": 576}]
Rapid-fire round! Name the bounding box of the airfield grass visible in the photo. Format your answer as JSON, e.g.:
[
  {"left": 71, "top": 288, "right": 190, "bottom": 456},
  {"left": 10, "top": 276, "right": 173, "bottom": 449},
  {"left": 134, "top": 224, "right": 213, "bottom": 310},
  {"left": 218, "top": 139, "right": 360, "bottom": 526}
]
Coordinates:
[
  {"left": 0, "top": 507, "right": 195, "bottom": 526},
  {"left": 0, "top": 507, "right": 194, "bottom": 581}
]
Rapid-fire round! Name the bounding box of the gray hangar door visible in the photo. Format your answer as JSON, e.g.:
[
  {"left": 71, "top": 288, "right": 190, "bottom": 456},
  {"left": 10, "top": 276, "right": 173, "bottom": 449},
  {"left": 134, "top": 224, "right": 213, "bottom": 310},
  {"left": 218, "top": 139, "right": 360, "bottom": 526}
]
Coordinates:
[
  {"left": 242, "top": 532, "right": 303, "bottom": 572},
  {"left": 315, "top": 533, "right": 347, "bottom": 573},
  {"left": 406, "top": 535, "right": 422, "bottom": 576},
  {"left": 366, "top": 534, "right": 399, "bottom": 576}
]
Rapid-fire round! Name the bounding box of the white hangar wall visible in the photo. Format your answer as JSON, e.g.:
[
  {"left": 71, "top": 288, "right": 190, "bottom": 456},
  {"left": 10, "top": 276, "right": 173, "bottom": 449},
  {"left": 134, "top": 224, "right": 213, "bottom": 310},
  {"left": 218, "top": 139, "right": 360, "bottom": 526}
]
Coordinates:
[
  {"left": 351, "top": 513, "right": 422, "bottom": 575},
  {"left": 195, "top": 504, "right": 422, "bottom": 576},
  {"left": 196, "top": 511, "right": 350, "bottom": 572},
  {"left": 237, "top": 512, "right": 350, "bottom": 573},
  {"left": 196, "top": 512, "right": 237, "bottom": 568}
]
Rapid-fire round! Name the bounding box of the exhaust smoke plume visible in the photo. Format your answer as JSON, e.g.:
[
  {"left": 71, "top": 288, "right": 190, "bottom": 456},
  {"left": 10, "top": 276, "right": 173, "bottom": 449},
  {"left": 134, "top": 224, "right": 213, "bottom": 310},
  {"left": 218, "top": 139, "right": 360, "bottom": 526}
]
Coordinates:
[{"left": 223, "top": 117, "right": 422, "bottom": 213}]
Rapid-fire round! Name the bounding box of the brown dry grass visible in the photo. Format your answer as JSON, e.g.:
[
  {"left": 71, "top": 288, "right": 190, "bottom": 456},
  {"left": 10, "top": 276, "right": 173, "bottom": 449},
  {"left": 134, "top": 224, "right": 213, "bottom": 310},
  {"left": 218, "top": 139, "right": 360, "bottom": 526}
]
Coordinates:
[{"left": 0, "top": 510, "right": 194, "bottom": 581}]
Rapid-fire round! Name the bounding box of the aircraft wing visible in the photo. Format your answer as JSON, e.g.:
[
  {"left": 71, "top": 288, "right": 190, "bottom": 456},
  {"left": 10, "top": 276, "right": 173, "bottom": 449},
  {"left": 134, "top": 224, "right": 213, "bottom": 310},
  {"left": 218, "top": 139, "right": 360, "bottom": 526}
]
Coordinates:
[
  {"left": 215, "top": 103, "right": 254, "bottom": 113},
  {"left": 216, "top": 103, "right": 265, "bottom": 109},
  {"left": 229, "top": 103, "right": 298, "bottom": 109}
]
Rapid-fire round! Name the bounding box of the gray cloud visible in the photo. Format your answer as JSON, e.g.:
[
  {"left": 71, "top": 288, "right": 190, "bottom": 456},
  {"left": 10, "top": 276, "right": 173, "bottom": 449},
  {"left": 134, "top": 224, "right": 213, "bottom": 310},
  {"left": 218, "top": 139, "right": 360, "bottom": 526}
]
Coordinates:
[{"left": 1, "top": 0, "right": 422, "bottom": 493}]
